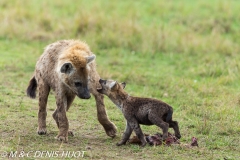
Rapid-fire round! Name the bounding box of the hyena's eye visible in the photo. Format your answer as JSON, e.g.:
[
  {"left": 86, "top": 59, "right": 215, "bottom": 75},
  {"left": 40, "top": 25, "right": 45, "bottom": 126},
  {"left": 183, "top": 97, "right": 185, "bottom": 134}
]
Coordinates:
[{"left": 75, "top": 82, "right": 82, "bottom": 87}]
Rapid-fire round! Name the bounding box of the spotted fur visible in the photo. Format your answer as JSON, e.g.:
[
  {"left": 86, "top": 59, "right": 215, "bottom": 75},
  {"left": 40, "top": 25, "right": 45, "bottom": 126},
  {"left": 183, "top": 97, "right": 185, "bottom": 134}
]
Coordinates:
[
  {"left": 97, "top": 79, "right": 181, "bottom": 147},
  {"left": 26, "top": 40, "right": 117, "bottom": 142}
]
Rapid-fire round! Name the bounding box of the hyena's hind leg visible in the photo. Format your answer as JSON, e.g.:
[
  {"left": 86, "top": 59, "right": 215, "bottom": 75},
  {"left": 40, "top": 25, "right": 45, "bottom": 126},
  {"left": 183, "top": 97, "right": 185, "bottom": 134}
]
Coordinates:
[
  {"left": 169, "top": 120, "right": 181, "bottom": 139},
  {"left": 52, "top": 95, "right": 75, "bottom": 137},
  {"left": 37, "top": 80, "right": 50, "bottom": 135},
  {"left": 149, "top": 115, "right": 169, "bottom": 140}
]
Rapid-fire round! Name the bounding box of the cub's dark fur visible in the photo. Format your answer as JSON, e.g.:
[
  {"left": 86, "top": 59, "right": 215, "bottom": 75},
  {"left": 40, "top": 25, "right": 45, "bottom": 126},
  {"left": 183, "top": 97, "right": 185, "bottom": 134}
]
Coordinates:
[{"left": 97, "top": 79, "right": 181, "bottom": 147}]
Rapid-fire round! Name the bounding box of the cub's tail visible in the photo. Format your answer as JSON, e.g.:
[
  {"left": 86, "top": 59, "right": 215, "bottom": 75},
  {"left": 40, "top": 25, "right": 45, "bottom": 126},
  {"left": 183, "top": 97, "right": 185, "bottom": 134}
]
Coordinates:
[
  {"left": 166, "top": 107, "right": 173, "bottom": 122},
  {"left": 26, "top": 76, "right": 37, "bottom": 99}
]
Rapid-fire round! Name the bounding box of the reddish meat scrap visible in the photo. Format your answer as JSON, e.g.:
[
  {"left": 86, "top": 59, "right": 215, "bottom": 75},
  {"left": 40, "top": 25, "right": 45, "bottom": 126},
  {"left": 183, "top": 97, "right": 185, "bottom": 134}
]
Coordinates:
[{"left": 128, "top": 132, "right": 198, "bottom": 147}]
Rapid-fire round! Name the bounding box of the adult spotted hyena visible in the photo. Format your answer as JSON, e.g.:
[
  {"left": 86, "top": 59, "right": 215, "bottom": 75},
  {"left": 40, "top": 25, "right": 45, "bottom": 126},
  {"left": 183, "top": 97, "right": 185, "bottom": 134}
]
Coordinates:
[
  {"left": 26, "top": 40, "right": 117, "bottom": 142},
  {"left": 97, "top": 79, "right": 181, "bottom": 147}
]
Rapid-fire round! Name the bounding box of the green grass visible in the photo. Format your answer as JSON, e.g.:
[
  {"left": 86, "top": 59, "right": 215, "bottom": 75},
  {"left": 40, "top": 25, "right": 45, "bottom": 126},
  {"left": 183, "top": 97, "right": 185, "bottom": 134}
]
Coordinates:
[{"left": 0, "top": 0, "right": 240, "bottom": 159}]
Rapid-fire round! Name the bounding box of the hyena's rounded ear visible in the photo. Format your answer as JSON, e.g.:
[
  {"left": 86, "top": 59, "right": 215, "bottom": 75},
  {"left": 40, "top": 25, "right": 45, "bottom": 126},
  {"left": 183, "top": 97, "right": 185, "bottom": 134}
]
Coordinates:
[
  {"left": 121, "top": 82, "right": 126, "bottom": 89},
  {"left": 110, "top": 81, "right": 117, "bottom": 90},
  {"left": 60, "top": 62, "right": 73, "bottom": 74},
  {"left": 86, "top": 54, "right": 96, "bottom": 64}
]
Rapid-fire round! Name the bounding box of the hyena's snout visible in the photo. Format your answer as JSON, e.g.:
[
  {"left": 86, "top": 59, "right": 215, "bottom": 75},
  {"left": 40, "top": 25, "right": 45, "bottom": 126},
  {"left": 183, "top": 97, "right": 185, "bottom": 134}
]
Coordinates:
[{"left": 77, "top": 87, "right": 91, "bottom": 99}]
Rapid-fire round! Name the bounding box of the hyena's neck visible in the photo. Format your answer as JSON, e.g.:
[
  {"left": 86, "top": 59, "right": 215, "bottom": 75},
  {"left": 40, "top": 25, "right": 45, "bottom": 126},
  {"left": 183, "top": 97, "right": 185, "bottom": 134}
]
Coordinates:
[{"left": 109, "top": 91, "right": 129, "bottom": 111}]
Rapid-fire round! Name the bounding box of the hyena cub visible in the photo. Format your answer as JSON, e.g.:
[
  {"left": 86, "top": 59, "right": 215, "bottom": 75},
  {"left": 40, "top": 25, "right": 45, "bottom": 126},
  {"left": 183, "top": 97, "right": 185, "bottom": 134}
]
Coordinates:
[{"left": 97, "top": 79, "right": 181, "bottom": 147}]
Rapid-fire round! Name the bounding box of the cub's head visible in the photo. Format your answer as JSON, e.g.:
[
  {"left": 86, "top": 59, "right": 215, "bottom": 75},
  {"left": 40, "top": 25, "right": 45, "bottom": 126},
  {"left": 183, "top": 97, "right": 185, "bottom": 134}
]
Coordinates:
[
  {"left": 57, "top": 42, "right": 95, "bottom": 99},
  {"left": 97, "top": 79, "right": 126, "bottom": 96}
]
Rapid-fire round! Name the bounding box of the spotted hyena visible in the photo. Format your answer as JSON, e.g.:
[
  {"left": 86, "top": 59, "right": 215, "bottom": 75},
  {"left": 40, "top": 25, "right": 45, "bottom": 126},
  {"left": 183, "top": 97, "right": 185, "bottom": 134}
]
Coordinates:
[
  {"left": 26, "top": 40, "right": 117, "bottom": 142},
  {"left": 97, "top": 79, "right": 181, "bottom": 147}
]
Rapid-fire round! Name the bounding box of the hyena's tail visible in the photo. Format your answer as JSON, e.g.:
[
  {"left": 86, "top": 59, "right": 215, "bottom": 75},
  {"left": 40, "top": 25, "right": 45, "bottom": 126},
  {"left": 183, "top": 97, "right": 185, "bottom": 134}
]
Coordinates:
[
  {"left": 26, "top": 76, "right": 37, "bottom": 99},
  {"left": 166, "top": 107, "right": 173, "bottom": 122}
]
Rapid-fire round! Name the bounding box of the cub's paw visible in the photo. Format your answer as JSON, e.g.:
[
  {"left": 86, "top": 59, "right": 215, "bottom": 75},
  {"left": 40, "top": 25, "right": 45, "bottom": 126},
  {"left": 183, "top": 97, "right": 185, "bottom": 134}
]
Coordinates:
[
  {"left": 116, "top": 141, "right": 126, "bottom": 146},
  {"left": 55, "top": 135, "right": 68, "bottom": 143},
  {"left": 37, "top": 127, "right": 47, "bottom": 135},
  {"left": 162, "top": 134, "right": 168, "bottom": 141},
  {"left": 140, "top": 141, "right": 147, "bottom": 147},
  {"left": 175, "top": 134, "right": 181, "bottom": 139}
]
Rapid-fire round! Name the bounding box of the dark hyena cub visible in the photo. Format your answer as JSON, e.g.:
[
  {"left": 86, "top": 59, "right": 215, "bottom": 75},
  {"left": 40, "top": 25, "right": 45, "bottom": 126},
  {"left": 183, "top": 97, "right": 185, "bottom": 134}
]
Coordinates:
[{"left": 97, "top": 79, "right": 181, "bottom": 147}]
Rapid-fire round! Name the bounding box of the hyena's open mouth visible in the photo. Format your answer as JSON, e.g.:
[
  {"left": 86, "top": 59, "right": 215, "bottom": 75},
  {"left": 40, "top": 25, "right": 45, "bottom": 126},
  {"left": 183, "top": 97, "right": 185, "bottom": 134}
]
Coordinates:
[{"left": 96, "top": 87, "right": 103, "bottom": 93}]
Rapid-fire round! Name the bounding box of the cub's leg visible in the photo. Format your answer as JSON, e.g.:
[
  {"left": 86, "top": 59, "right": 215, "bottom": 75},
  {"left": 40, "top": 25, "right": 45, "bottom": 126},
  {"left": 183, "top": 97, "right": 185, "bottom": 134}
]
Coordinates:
[
  {"left": 169, "top": 120, "right": 181, "bottom": 139},
  {"left": 53, "top": 95, "right": 75, "bottom": 137},
  {"left": 91, "top": 85, "right": 117, "bottom": 138},
  {"left": 117, "top": 122, "right": 133, "bottom": 146},
  {"left": 127, "top": 118, "right": 146, "bottom": 147},
  {"left": 37, "top": 79, "right": 50, "bottom": 135},
  {"left": 149, "top": 115, "right": 169, "bottom": 140}
]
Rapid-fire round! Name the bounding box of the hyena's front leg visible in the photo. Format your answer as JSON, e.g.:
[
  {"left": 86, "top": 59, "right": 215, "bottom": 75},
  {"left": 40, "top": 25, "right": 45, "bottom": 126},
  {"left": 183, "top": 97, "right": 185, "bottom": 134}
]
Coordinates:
[
  {"left": 52, "top": 95, "right": 75, "bottom": 137},
  {"left": 128, "top": 118, "right": 147, "bottom": 147},
  {"left": 54, "top": 95, "right": 69, "bottom": 142},
  {"left": 93, "top": 92, "right": 117, "bottom": 138},
  {"left": 37, "top": 81, "right": 50, "bottom": 135},
  {"left": 117, "top": 122, "right": 133, "bottom": 146}
]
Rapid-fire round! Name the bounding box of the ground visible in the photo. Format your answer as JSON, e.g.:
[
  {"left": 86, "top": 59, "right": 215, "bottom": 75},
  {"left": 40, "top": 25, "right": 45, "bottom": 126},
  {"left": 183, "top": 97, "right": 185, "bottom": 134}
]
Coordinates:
[{"left": 0, "top": 0, "right": 240, "bottom": 159}]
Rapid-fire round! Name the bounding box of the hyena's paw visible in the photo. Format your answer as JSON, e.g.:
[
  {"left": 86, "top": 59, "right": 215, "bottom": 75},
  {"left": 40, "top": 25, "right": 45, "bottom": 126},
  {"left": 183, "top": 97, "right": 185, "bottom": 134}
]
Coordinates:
[
  {"left": 55, "top": 135, "right": 68, "bottom": 143},
  {"left": 37, "top": 127, "right": 47, "bottom": 135},
  {"left": 140, "top": 141, "right": 147, "bottom": 147},
  {"left": 162, "top": 134, "right": 168, "bottom": 141},
  {"left": 116, "top": 141, "right": 126, "bottom": 146},
  {"left": 68, "top": 130, "right": 74, "bottom": 137},
  {"left": 103, "top": 122, "right": 117, "bottom": 138},
  {"left": 175, "top": 133, "right": 181, "bottom": 139}
]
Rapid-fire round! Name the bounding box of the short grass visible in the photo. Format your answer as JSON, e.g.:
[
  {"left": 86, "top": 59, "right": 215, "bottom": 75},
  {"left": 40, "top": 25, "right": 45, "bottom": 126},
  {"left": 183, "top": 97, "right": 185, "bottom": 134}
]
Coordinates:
[{"left": 0, "top": 0, "right": 240, "bottom": 159}]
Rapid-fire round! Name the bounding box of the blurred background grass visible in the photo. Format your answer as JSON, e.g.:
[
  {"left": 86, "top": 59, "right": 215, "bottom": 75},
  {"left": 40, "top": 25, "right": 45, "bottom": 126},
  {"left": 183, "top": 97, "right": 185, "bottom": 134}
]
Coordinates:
[
  {"left": 1, "top": 0, "right": 240, "bottom": 55},
  {"left": 0, "top": 0, "right": 240, "bottom": 159}
]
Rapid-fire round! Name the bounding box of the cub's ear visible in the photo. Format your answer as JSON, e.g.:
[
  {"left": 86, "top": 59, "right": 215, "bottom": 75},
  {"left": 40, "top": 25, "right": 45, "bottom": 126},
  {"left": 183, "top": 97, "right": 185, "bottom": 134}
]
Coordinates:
[
  {"left": 60, "top": 62, "right": 73, "bottom": 74},
  {"left": 86, "top": 54, "right": 96, "bottom": 64},
  {"left": 121, "top": 82, "right": 126, "bottom": 89},
  {"left": 110, "top": 81, "right": 118, "bottom": 90}
]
